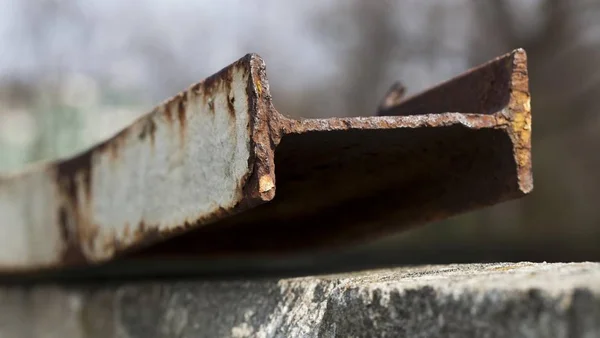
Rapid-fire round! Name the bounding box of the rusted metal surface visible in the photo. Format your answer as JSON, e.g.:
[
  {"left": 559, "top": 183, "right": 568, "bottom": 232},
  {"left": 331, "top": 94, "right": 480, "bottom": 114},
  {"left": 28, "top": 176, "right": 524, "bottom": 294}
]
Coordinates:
[
  {"left": 0, "top": 49, "right": 532, "bottom": 275},
  {"left": 377, "top": 81, "right": 406, "bottom": 111}
]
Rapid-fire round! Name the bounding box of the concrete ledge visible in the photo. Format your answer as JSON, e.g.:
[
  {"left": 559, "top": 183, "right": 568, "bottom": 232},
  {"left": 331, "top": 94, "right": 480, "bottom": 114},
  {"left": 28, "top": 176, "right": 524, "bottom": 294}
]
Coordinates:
[{"left": 0, "top": 262, "right": 599, "bottom": 337}]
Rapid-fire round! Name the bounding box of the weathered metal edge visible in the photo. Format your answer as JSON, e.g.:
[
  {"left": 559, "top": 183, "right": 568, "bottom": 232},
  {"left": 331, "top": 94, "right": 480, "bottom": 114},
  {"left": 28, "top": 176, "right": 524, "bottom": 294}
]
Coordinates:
[{"left": 501, "top": 49, "right": 533, "bottom": 193}]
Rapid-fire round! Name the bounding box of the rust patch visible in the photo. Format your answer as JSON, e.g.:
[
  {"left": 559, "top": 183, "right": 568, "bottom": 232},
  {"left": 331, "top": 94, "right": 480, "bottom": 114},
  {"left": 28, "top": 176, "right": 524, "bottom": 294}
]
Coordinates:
[
  {"left": 163, "top": 104, "right": 173, "bottom": 123},
  {"left": 505, "top": 49, "right": 532, "bottom": 193},
  {"left": 191, "top": 81, "right": 203, "bottom": 95},
  {"left": 227, "top": 94, "right": 235, "bottom": 118},
  {"left": 223, "top": 68, "right": 236, "bottom": 119},
  {"left": 202, "top": 71, "right": 219, "bottom": 98},
  {"left": 176, "top": 93, "right": 187, "bottom": 133},
  {"left": 378, "top": 81, "right": 406, "bottom": 111},
  {"left": 55, "top": 151, "right": 93, "bottom": 206},
  {"left": 164, "top": 104, "right": 174, "bottom": 126},
  {"left": 57, "top": 205, "right": 86, "bottom": 266},
  {"left": 254, "top": 73, "right": 263, "bottom": 96},
  {"left": 109, "top": 141, "right": 119, "bottom": 161},
  {"left": 240, "top": 54, "right": 277, "bottom": 204},
  {"left": 138, "top": 118, "right": 157, "bottom": 145},
  {"left": 54, "top": 149, "right": 93, "bottom": 265},
  {"left": 58, "top": 206, "right": 69, "bottom": 241},
  {"left": 59, "top": 241, "right": 88, "bottom": 266}
]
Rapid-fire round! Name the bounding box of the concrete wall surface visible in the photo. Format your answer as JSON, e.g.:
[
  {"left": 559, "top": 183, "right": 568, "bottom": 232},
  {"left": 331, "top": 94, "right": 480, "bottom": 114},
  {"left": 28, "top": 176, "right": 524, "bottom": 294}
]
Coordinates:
[{"left": 0, "top": 262, "right": 598, "bottom": 338}]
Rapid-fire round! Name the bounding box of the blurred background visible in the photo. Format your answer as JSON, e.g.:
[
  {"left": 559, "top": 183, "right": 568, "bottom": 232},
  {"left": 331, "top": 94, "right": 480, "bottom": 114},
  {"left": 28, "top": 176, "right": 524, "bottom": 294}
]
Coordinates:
[{"left": 0, "top": 0, "right": 598, "bottom": 267}]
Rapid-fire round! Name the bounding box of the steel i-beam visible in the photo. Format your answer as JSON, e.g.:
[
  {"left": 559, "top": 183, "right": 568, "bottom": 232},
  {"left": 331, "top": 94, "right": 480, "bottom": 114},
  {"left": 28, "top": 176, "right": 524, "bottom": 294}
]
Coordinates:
[{"left": 0, "top": 49, "right": 532, "bottom": 275}]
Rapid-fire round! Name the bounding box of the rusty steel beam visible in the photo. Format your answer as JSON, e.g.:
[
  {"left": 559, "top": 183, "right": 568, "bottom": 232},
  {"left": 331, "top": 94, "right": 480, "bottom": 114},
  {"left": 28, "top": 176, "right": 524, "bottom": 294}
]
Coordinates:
[{"left": 0, "top": 49, "right": 532, "bottom": 275}]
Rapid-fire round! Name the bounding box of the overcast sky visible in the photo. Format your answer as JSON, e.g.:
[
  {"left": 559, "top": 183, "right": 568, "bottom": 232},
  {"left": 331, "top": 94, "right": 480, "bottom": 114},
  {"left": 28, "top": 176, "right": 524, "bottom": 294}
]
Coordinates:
[{"left": 0, "top": 0, "right": 479, "bottom": 100}]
